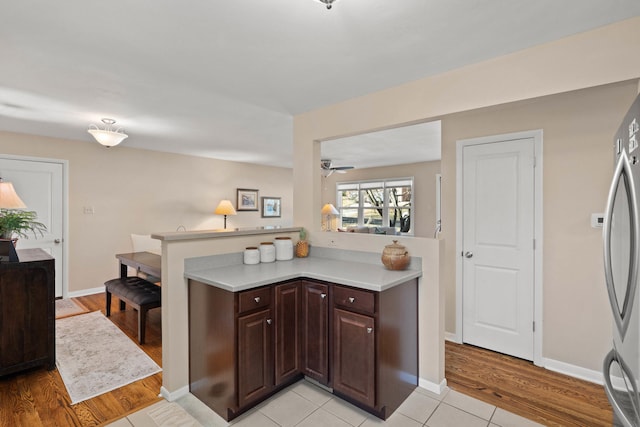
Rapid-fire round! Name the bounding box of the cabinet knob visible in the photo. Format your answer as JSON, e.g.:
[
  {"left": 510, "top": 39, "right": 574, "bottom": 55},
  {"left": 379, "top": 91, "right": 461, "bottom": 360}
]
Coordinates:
[
  {"left": 321, "top": 293, "right": 327, "bottom": 299},
  {"left": 348, "top": 297, "right": 355, "bottom": 303},
  {"left": 367, "top": 327, "right": 373, "bottom": 334},
  {"left": 266, "top": 319, "right": 272, "bottom": 325},
  {"left": 254, "top": 297, "right": 261, "bottom": 303}
]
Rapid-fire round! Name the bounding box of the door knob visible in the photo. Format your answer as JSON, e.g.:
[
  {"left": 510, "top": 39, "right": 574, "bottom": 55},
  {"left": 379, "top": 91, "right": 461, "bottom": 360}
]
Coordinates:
[
  {"left": 465, "top": 251, "right": 473, "bottom": 258},
  {"left": 54, "top": 239, "right": 61, "bottom": 244}
]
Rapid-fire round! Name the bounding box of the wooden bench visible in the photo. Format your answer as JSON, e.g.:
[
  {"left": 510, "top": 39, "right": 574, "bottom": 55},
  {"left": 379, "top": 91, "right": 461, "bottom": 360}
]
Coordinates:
[{"left": 105, "top": 276, "right": 161, "bottom": 344}]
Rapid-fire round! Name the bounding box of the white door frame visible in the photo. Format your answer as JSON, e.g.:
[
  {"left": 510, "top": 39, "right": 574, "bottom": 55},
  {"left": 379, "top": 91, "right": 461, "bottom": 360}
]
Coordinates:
[
  {"left": 0, "top": 154, "right": 69, "bottom": 298},
  {"left": 455, "top": 129, "right": 543, "bottom": 366}
]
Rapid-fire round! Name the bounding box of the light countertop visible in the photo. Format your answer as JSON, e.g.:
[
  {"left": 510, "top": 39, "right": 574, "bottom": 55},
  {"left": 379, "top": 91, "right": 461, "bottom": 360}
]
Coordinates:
[{"left": 184, "top": 255, "right": 421, "bottom": 292}]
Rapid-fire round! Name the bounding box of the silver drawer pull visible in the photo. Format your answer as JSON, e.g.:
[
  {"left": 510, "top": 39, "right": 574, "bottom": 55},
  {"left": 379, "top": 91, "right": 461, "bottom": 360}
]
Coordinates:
[
  {"left": 321, "top": 293, "right": 327, "bottom": 299},
  {"left": 367, "top": 327, "right": 373, "bottom": 334},
  {"left": 348, "top": 297, "right": 355, "bottom": 303},
  {"left": 267, "top": 319, "right": 272, "bottom": 325},
  {"left": 254, "top": 297, "right": 261, "bottom": 303}
]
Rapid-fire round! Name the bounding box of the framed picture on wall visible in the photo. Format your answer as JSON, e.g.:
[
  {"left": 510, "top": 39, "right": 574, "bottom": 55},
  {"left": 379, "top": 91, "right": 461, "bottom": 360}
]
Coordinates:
[
  {"left": 237, "top": 188, "right": 259, "bottom": 211},
  {"left": 261, "top": 197, "right": 281, "bottom": 218}
]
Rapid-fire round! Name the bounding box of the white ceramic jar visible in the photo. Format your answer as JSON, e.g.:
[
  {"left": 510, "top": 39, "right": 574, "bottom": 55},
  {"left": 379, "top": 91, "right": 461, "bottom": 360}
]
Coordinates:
[
  {"left": 259, "top": 242, "right": 276, "bottom": 263},
  {"left": 275, "top": 237, "right": 293, "bottom": 261},
  {"left": 243, "top": 247, "right": 260, "bottom": 265}
]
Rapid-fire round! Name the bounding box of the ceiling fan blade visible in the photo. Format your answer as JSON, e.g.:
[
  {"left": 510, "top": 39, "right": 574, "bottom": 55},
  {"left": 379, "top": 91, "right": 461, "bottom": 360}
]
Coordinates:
[
  {"left": 335, "top": 170, "right": 347, "bottom": 174},
  {"left": 332, "top": 166, "right": 354, "bottom": 170}
]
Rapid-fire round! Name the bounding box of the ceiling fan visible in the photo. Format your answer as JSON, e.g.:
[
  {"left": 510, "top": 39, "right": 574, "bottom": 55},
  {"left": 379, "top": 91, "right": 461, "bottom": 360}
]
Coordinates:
[{"left": 321, "top": 159, "right": 354, "bottom": 177}]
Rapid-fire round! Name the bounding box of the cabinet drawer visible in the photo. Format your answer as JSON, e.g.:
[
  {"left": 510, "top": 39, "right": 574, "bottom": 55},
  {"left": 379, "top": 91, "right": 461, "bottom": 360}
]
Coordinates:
[
  {"left": 333, "top": 285, "right": 375, "bottom": 315},
  {"left": 239, "top": 287, "right": 271, "bottom": 314}
]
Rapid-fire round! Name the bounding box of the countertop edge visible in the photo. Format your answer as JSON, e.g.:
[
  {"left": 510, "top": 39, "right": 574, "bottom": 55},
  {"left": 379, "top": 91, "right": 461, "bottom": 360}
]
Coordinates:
[
  {"left": 185, "top": 266, "right": 421, "bottom": 293},
  {"left": 152, "top": 226, "right": 301, "bottom": 241}
]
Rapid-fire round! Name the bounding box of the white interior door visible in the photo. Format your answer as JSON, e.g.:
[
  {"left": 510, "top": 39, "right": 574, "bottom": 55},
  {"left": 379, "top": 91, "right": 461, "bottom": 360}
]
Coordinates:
[
  {"left": 0, "top": 158, "right": 65, "bottom": 297},
  {"left": 462, "top": 137, "right": 535, "bottom": 360}
]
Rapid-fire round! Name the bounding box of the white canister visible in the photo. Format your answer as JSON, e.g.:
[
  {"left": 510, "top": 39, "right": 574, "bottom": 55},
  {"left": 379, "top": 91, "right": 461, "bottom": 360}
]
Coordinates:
[
  {"left": 259, "top": 242, "right": 276, "bottom": 263},
  {"left": 244, "top": 247, "right": 260, "bottom": 265},
  {"left": 275, "top": 237, "right": 293, "bottom": 261}
]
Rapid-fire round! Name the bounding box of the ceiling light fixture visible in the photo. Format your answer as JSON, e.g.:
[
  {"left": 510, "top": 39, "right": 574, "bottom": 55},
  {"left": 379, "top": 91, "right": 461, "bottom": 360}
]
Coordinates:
[
  {"left": 88, "top": 118, "right": 128, "bottom": 148},
  {"left": 316, "top": 0, "right": 337, "bottom": 9}
]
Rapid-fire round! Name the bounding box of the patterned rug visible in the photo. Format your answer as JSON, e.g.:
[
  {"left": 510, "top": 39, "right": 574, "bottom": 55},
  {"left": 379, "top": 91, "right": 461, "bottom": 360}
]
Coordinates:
[
  {"left": 55, "top": 298, "right": 90, "bottom": 319},
  {"left": 55, "top": 311, "right": 162, "bottom": 404}
]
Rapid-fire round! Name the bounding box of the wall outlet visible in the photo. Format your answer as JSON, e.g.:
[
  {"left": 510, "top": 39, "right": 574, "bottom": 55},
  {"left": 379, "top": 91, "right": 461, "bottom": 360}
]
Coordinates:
[{"left": 83, "top": 206, "right": 95, "bottom": 215}]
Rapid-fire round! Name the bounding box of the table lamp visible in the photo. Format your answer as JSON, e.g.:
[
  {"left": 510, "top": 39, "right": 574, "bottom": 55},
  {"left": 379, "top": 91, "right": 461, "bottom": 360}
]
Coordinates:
[
  {"left": 215, "top": 200, "right": 237, "bottom": 229},
  {"left": 321, "top": 203, "right": 339, "bottom": 232}
]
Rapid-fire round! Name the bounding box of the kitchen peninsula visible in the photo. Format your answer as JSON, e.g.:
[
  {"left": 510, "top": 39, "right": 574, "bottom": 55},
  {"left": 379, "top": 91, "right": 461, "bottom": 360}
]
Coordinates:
[
  {"left": 151, "top": 227, "right": 443, "bottom": 424},
  {"left": 184, "top": 248, "right": 421, "bottom": 421}
]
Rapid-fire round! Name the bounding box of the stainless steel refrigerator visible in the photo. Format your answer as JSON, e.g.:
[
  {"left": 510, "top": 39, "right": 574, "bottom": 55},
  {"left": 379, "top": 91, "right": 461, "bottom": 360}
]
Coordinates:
[{"left": 604, "top": 93, "right": 640, "bottom": 426}]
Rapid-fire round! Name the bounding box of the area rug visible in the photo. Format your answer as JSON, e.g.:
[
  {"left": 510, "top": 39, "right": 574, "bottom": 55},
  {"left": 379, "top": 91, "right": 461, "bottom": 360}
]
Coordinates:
[
  {"left": 55, "top": 298, "right": 90, "bottom": 319},
  {"left": 55, "top": 310, "right": 162, "bottom": 404}
]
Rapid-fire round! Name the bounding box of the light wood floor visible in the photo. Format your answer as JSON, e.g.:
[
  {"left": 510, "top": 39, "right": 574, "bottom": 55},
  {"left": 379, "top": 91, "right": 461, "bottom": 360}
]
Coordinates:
[
  {"left": 0, "top": 293, "right": 614, "bottom": 426},
  {"left": 445, "top": 341, "right": 613, "bottom": 426},
  {"left": 0, "top": 293, "right": 163, "bottom": 427}
]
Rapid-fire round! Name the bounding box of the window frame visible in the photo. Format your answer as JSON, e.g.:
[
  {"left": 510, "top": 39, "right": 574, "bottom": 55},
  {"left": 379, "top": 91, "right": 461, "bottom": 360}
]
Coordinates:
[{"left": 335, "top": 177, "right": 414, "bottom": 235}]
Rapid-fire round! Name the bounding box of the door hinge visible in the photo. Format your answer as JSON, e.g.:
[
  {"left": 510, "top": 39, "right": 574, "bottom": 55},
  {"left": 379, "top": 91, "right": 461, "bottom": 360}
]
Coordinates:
[
  {"left": 533, "top": 239, "right": 536, "bottom": 250},
  {"left": 533, "top": 321, "right": 535, "bottom": 332},
  {"left": 533, "top": 156, "right": 537, "bottom": 168}
]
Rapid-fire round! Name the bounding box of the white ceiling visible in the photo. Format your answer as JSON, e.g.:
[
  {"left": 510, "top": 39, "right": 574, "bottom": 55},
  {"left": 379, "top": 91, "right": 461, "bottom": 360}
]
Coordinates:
[{"left": 2, "top": 1, "right": 640, "bottom": 168}]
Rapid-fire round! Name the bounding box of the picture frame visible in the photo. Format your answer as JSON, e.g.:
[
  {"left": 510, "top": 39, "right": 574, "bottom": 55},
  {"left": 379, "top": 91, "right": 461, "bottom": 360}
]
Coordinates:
[
  {"left": 236, "top": 188, "right": 259, "bottom": 211},
  {"left": 261, "top": 197, "right": 281, "bottom": 218}
]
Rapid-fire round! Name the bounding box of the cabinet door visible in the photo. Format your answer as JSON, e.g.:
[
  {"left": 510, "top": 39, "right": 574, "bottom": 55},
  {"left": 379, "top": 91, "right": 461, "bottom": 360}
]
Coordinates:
[
  {"left": 333, "top": 308, "right": 375, "bottom": 408},
  {"left": 238, "top": 308, "right": 273, "bottom": 408},
  {"left": 302, "top": 281, "right": 329, "bottom": 384},
  {"left": 0, "top": 264, "right": 52, "bottom": 373},
  {"left": 274, "top": 282, "right": 301, "bottom": 385}
]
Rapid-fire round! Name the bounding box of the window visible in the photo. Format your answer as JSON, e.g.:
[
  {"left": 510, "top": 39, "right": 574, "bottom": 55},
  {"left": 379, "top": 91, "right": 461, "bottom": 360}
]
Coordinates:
[{"left": 336, "top": 178, "right": 413, "bottom": 234}]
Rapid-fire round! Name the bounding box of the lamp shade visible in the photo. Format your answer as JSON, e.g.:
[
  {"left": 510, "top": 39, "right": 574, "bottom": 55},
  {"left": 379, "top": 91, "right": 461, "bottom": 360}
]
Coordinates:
[
  {"left": 88, "top": 118, "right": 128, "bottom": 148},
  {"left": 321, "top": 203, "right": 339, "bottom": 215},
  {"left": 88, "top": 129, "right": 128, "bottom": 147},
  {"left": 215, "top": 200, "right": 237, "bottom": 216},
  {"left": 0, "top": 180, "right": 27, "bottom": 209}
]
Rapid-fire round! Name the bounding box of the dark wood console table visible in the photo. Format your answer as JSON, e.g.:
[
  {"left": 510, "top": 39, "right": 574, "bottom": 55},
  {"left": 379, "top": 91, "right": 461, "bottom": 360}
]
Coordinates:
[{"left": 0, "top": 249, "right": 55, "bottom": 376}]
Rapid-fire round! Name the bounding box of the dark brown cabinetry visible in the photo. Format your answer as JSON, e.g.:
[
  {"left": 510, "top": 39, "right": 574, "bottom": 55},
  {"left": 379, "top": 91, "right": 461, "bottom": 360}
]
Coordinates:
[
  {"left": 274, "top": 282, "right": 301, "bottom": 386},
  {"left": 189, "top": 277, "right": 417, "bottom": 421},
  {"left": 238, "top": 308, "right": 273, "bottom": 407},
  {"left": 301, "top": 280, "right": 329, "bottom": 385},
  {"left": 0, "top": 249, "right": 55, "bottom": 377},
  {"left": 333, "top": 308, "right": 375, "bottom": 408}
]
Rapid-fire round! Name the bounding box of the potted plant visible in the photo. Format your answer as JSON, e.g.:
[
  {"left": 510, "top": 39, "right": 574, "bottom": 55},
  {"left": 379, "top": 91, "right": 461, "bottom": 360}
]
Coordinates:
[{"left": 0, "top": 209, "right": 47, "bottom": 243}]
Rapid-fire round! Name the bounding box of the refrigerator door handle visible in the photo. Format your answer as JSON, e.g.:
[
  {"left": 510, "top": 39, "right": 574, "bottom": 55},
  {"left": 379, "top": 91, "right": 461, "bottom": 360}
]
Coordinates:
[
  {"left": 603, "top": 349, "right": 637, "bottom": 427},
  {"left": 603, "top": 149, "right": 640, "bottom": 338}
]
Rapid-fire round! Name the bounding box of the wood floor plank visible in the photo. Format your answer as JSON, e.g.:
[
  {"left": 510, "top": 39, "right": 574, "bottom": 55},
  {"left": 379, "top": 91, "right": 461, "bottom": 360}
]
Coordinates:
[{"left": 445, "top": 341, "right": 613, "bottom": 426}]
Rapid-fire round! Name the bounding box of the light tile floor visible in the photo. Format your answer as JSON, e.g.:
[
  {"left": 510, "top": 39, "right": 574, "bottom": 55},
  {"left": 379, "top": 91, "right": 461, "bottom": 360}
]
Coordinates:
[{"left": 108, "top": 380, "right": 544, "bottom": 427}]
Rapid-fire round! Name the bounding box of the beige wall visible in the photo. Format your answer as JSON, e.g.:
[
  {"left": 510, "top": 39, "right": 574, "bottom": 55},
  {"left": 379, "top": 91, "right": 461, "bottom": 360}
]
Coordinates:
[
  {"left": 0, "top": 131, "right": 293, "bottom": 294},
  {"left": 440, "top": 80, "right": 638, "bottom": 371},
  {"left": 293, "top": 17, "right": 640, "bottom": 381},
  {"left": 321, "top": 161, "right": 441, "bottom": 237}
]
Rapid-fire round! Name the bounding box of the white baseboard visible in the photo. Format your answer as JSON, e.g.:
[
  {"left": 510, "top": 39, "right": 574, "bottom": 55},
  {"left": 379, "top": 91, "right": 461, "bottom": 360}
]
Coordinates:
[
  {"left": 419, "top": 377, "right": 448, "bottom": 395},
  {"left": 160, "top": 385, "right": 190, "bottom": 402},
  {"left": 542, "top": 357, "right": 603, "bottom": 385},
  {"left": 445, "top": 332, "right": 460, "bottom": 343},
  {"left": 67, "top": 286, "right": 104, "bottom": 298}
]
